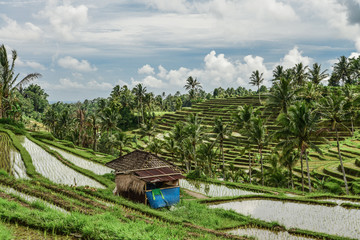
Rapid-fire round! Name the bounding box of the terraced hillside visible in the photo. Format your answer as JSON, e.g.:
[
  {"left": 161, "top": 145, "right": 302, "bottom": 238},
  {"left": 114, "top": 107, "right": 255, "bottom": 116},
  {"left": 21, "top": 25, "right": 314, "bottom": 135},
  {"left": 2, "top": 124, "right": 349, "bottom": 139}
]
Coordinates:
[{"left": 154, "top": 96, "right": 360, "bottom": 191}]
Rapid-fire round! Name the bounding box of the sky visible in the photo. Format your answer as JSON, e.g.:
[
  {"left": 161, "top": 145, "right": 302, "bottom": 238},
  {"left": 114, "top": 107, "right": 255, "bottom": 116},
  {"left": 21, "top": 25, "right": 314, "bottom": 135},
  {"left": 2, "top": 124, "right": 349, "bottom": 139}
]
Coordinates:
[{"left": 1, "top": 0, "right": 360, "bottom": 102}]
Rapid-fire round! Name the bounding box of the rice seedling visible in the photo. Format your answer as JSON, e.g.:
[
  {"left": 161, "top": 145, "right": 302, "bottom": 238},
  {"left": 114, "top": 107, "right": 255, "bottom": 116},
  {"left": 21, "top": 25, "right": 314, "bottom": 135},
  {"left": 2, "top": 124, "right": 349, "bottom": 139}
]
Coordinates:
[
  {"left": 46, "top": 144, "right": 112, "bottom": 175},
  {"left": 0, "top": 221, "right": 13, "bottom": 240},
  {"left": 20, "top": 137, "right": 105, "bottom": 188},
  {"left": 0, "top": 133, "right": 28, "bottom": 179},
  {"left": 180, "top": 179, "right": 261, "bottom": 197},
  {"left": 210, "top": 199, "right": 360, "bottom": 238},
  {"left": 0, "top": 185, "right": 68, "bottom": 213}
]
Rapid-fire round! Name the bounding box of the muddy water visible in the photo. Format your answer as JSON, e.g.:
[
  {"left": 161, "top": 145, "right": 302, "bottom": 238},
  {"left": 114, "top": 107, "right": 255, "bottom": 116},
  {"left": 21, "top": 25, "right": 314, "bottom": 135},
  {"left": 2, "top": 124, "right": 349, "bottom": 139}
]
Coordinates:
[
  {"left": 228, "top": 228, "right": 314, "bottom": 240},
  {"left": 0, "top": 133, "right": 28, "bottom": 179},
  {"left": 46, "top": 144, "right": 112, "bottom": 175},
  {"left": 20, "top": 137, "right": 105, "bottom": 188},
  {"left": 180, "top": 179, "right": 260, "bottom": 197},
  {"left": 210, "top": 200, "right": 360, "bottom": 239}
]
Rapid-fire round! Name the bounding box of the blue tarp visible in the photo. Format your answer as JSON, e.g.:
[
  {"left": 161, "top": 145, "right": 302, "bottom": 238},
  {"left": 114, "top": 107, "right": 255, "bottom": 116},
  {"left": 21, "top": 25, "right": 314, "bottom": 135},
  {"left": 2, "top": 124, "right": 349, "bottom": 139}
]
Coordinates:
[{"left": 146, "top": 187, "right": 180, "bottom": 208}]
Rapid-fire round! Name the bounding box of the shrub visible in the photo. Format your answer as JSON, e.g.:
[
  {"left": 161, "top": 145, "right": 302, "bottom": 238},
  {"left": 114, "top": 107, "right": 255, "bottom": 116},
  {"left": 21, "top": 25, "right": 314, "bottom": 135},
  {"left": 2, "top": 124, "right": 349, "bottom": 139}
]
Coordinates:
[
  {"left": 324, "top": 182, "right": 344, "bottom": 195},
  {"left": 30, "top": 132, "right": 55, "bottom": 141},
  {"left": 0, "top": 118, "right": 24, "bottom": 129}
]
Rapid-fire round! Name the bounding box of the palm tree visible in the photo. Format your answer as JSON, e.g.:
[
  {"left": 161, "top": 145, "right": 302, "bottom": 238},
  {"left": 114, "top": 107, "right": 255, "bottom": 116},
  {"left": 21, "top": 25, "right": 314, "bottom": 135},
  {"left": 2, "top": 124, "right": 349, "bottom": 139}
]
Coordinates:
[
  {"left": 308, "top": 63, "right": 328, "bottom": 85},
  {"left": 318, "top": 91, "right": 350, "bottom": 194},
  {"left": 333, "top": 56, "right": 351, "bottom": 85},
  {"left": 342, "top": 85, "right": 360, "bottom": 135},
  {"left": 232, "top": 104, "right": 259, "bottom": 183},
  {"left": 115, "top": 131, "right": 131, "bottom": 156},
  {"left": 280, "top": 149, "right": 299, "bottom": 189},
  {"left": 99, "top": 107, "right": 118, "bottom": 136},
  {"left": 272, "top": 65, "right": 284, "bottom": 83},
  {"left": 184, "top": 76, "right": 202, "bottom": 102},
  {"left": 293, "top": 63, "right": 309, "bottom": 87},
  {"left": 147, "top": 138, "right": 162, "bottom": 156},
  {"left": 184, "top": 114, "right": 207, "bottom": 171},
  {"left": 277, "top": 101, "right": 323, "bottom": 192},
  {"left": 349, "top": 56, "right": 360, "bottom": 82},
  {"left": 266, "top": 76, "right": 297, "bottom": 115},
  {"left": 0, "top": 44, "right": 41, "bottom": 118},
  {"left": 213, "top": 116, "right": 232, "bottom": 177},
  {"left": 162, "top": 134, "right": 178, "bottom": 160},
  {"left": 132, "top": 84, "right": 147, "bottom": 124},
  {"left": 88, "top": 113, "right": 99, "bottom": 151},
  {"left": 243, "top": 116, "right": 269, "bottom": 186},
  {"left": 197, "top": 142, "right": 218, "bottom": 178},
  {"left": 300, "top": 82, "right": 322, "bottom": 105},
  {"left": 249, "top": 70, "right": 264, "bottom": 103}
]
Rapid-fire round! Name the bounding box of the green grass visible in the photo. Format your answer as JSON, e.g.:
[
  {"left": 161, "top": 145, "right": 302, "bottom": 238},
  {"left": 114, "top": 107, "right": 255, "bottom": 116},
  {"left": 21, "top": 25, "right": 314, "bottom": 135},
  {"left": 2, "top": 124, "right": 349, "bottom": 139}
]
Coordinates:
[{"left": 0, "top": 221, "right": 13, "bottom": 240}]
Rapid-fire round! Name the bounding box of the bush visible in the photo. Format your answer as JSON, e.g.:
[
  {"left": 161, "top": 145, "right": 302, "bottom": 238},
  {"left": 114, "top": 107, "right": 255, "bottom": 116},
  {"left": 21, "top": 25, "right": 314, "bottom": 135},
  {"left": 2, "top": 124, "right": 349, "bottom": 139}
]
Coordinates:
[
  {"left": 30, "top": 132, "right": 55, "bottom": 141},
  {"left": 0, "top": 118, "right": 24, "bottom": 129},
  {"left": 324, "top": 182, "right": 344, "bottom": 195},
  {"left": 187, "top": 168, "right": 207, "bottom": 180}
]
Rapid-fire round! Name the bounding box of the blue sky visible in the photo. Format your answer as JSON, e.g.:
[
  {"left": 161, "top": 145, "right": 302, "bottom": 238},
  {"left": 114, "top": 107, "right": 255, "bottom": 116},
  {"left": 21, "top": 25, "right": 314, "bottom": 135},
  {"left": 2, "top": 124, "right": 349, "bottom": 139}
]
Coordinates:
[{"left": 1, "top": 0, "right": 360, "bottom": 101}]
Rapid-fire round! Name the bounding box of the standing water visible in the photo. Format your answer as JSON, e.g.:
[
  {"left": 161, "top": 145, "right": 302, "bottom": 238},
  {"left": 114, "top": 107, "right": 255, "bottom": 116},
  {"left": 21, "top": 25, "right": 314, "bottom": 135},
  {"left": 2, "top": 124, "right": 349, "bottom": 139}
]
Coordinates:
[
  {"left": 228, "top": 228, "right": 314, "bottom": 240},
  {"left": 46, "top": 144, "right": 112, "bottom": 175},
  {"left": 20, "top": 137, "right": 105, "bottom": 188},
  {"left": 180, "top": 179, "right": 260, "bottom": 197},
  {"left": 210, "top": 200, "right": 360, "bottom": 239},
  {"left": 0, "top": 133, "right": 28, "bottom": 179}
]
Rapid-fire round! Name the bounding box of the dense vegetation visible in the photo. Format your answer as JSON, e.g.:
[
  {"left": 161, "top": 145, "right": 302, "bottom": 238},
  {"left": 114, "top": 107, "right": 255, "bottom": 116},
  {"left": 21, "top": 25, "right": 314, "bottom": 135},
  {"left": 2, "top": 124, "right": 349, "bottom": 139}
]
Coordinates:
[{"left": 1, "top": 44, "right": 360, "bottom": 239}]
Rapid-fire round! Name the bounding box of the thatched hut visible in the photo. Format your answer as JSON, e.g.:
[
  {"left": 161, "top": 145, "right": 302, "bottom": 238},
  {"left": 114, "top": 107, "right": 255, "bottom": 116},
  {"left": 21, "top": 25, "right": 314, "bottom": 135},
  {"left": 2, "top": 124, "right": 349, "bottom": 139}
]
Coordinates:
[{"left": 105, "top": 150, "right": 184, "bottom": 208}]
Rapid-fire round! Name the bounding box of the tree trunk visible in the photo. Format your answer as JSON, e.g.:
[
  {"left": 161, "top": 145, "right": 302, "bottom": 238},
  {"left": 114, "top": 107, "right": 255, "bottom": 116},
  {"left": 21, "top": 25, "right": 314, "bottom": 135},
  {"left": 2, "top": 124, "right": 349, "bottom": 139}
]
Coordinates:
[
  {"left": 351, "top": 117, "right": 354, "bottom": 136},
  {"left": 248, "top": 151, "right": 252, "bottom": 184},
  {"left": 336, "top": 127, "right": 349, "bottom": 195},
  {"left": 305, "top": 150, "right": 312, "bottom": 192},
  {"left": 300, "top": 150, "right": 304, "bottom": 192},
  {"left": 221, "top": 141, "right": 225, "bottom": 179},
  {"left": 258, "top": 85, "right": 261, "bottom": 103},
  {"left": 259, "top": 147, "right": 264, "bottom": 186},
  {"left": 92, "top": 128, "right": 97, "bottom": 152},
  {"left": 290, "top": 167, "right": 294, "bottom": 189}
]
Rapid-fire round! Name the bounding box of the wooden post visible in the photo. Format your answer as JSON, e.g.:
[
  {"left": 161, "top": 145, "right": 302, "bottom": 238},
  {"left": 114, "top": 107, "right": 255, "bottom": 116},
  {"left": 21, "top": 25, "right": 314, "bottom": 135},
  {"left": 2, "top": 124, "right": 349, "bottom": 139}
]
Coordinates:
[{"left": 144, "top": 184, "right": 147, "bottom": 205}]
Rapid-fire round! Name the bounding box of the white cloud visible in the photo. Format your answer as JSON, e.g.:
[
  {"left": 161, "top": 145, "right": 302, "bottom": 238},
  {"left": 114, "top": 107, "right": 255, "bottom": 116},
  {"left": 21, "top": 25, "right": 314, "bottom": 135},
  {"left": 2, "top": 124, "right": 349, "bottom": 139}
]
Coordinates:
[
  {"left": 280, "top": 47, "right": 313, "bottom": 69},
  {"left": 0, "top": 15, "right": 42, "bottom": 41},
  {"left": 135, "top": 50, "right": 271, "bottom": 91},
  {"left": 138, "top": 64, "right": 155, "bottom": 75},
  {"left": 41, "top": 78, "right": 113, "bottom": 90},
  {"left": 37, "top": 1, "right": 88, "bottom": 40},
  {"left": 17, "top": 58, "right": 46, "bottom": 70},
  {"left": 132, "top": 75, "right": 166, "bottom": 88},
  {"left": 58, "top": 56, "right": 97, "bottom": 72}
]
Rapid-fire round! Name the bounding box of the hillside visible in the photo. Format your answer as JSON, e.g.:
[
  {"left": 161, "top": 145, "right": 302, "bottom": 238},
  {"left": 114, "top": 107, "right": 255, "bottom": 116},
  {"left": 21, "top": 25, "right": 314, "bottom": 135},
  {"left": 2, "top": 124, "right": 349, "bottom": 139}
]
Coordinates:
[{"left": 153, "top": 95, "right": 360, "bottom": 192}]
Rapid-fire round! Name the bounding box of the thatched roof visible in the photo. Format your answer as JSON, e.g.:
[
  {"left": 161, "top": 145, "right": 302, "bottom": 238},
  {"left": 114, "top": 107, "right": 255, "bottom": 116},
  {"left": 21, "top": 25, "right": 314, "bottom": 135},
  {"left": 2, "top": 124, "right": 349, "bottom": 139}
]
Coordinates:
[
  {"left": 115, "top": 174, "right": 145, "bottom": 195},
  {"left": 105, "top": 150, "right": 180, "bottom": 174}
]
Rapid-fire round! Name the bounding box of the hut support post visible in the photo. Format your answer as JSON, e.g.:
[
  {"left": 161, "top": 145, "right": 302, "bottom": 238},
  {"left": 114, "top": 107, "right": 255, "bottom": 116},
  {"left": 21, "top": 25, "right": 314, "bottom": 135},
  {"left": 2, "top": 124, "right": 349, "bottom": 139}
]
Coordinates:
[{"left": 144, "top": 184, "right": 147, "bottom": 205}]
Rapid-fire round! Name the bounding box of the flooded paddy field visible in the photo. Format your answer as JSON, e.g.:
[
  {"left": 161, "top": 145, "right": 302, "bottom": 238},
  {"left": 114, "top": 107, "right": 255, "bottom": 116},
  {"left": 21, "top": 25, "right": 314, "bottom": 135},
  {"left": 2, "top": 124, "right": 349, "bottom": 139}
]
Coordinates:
[
  {"left": 20, "top": 137, "right": 105, "bottom": 188},
  {"left": 46, "top": 144, "right": 112, "bottom": 175},
  {"left": 228, "top": 228, "right": 315, "bottom": 240},
  {"left": 180, "top": 179, "right": 261, "bottom": 197},
  {"left": 0, "top": 133, "right": 28, "bottom": 179},
  {"left": 210, "top": 199, "right": 360, "bottom": 239}
]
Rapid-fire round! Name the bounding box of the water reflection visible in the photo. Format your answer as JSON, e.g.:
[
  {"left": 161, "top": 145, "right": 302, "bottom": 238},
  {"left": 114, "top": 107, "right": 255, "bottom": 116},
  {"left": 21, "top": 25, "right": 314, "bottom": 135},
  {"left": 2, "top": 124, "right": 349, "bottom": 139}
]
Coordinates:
[
  {"left": 228, "top": 228, "right": 314, "bottom": 240},
  {"left": 46, "top": 144, "right": 112, "bottom": 175},
  {"left": 211, "top": 200, "right": 360, "bottom": 239},
  {"left": 0, "top": 133, "right": 28, "bottom": 179},
  {"left": 20, "top": 137, "right": 105, "bottom": 188},
  {"left": 180, "top": 179, "right": 261, "bottom": 197}
]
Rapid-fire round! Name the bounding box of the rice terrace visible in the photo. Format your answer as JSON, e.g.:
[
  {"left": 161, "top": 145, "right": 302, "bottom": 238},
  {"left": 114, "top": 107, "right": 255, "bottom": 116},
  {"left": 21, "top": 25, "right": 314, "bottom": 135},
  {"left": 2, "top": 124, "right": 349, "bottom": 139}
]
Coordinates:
[{"left": 2, "top": 2, "right": 360, "bottom": 239}]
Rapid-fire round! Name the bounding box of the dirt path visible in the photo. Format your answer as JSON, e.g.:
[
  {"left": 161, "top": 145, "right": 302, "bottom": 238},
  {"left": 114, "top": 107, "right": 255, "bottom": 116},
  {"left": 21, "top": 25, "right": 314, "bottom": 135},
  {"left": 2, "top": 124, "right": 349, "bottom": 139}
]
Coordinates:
[{"left": 183, "top": 189, "right": 209, "bottom": 199}]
